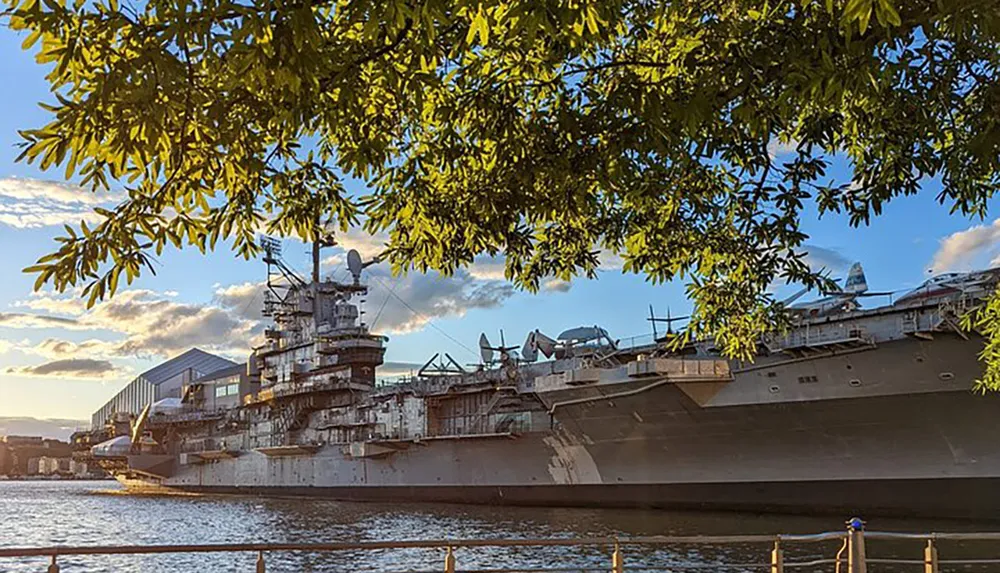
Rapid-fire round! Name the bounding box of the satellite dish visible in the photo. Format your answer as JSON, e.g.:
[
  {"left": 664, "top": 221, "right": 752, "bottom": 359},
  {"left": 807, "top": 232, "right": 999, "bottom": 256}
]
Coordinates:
[
  {"left": 347, "top": 249, "right": 363, "bottom": 280},
  {"left": 521, "top": 331, "right": 538, "bottom": 362},
  {"left": 479, "top": 333, "right": 494, "bottom": 364}
]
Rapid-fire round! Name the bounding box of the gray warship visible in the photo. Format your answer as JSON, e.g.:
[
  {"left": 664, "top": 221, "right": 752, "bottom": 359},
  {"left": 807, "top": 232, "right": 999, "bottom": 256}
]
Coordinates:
[{"left": 78, "top": 238, "right": 1000, "bottom": 518}]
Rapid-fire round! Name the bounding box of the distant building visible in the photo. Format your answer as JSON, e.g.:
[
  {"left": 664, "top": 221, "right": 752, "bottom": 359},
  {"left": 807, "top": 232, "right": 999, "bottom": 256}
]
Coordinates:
[
  {"left": 70, "top": 459, "right": 96, "bottom": 477},
  {"left": 2, "top": 436, "right": 44, "bottom": 447},
  {"left": 91, "top": 348, "right": 236, "bottom": 429},
  {"left": 1, "top": 437, "right": 72, "bottom": 476},
  {"left": 37, "top": 456, "right": 70, "bottom": 475}
]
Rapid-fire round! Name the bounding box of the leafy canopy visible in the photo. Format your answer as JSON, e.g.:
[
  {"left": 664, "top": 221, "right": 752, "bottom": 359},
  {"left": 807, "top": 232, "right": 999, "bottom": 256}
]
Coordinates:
[{"left": 5, "top": 0, "right": 1000, "bottom": 379}]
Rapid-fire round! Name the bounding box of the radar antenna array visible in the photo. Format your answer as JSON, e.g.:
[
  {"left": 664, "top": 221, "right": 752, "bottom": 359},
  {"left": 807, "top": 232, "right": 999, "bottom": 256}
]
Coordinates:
[
  {"left": 479, "top": 331, "right": 518, "bottom": 366},
  {"left": 521, "top": 329, "right": 557, "bottom": 362},
  {"left": 259, "top": 234, "right": 307, "bottom": 317},
  {"left": 261, "top": 235, "right": 283, "bottom": 261},
  {"left": 418, "top": 352, "right": 467, "bottom": 377}
]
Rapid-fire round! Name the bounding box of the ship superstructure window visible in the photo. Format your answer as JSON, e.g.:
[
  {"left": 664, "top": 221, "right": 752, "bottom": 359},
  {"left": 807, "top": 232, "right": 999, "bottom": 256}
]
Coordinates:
[
  {"left": 215, "top": 383, "right": 240, "bottom": 397},
  {"left": 797, "top": 375, "right": 819, "bottom": 384}
]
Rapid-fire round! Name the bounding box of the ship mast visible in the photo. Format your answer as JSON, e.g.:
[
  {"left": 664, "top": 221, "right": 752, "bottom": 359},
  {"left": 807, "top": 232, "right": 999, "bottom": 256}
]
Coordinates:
[{"left": 312, "top": 239, "right": 321, "bottom": 284}]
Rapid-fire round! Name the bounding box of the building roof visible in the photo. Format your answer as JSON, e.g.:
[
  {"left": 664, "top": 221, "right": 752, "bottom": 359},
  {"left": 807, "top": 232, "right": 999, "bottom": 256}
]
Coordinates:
[
  {"left": 192, "top": 362, "right": 246, "bottom": 384},
  {"left": 139, "top": 348, "right": 237, "bottom": 386}
]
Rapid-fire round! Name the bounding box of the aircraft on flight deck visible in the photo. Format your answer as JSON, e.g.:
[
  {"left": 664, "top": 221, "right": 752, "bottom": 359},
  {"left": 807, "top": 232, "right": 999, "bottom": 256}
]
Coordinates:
[
  {"left": 894, "top": 267, "right": 1000, "bottom": 306},
  {"left": 783, "top": 262, "right": 894, "bottom": 318}
]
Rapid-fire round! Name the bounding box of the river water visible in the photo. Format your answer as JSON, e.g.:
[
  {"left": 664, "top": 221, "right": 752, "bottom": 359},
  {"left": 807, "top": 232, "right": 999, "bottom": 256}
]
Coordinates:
[{"left": 0, "top": 480, "right": 997, "bottom": 572}]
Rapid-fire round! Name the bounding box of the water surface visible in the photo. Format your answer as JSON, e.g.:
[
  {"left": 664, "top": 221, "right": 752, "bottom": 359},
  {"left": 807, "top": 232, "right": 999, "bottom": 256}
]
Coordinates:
[{"left": 0, "top": 481, "right": 995, "bottom": 572}]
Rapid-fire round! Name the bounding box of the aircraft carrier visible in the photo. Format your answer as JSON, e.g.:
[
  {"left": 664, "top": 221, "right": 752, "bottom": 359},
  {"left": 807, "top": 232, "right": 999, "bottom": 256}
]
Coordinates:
[{"left": 78, "top": 238, "right": 1000, "bottom": 519}]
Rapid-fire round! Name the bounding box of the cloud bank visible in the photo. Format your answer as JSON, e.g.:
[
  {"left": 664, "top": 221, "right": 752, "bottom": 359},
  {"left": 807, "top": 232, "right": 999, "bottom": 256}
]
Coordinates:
[
  {"left": 0, "top": 177, "right": 120, "bottom": 229},
  {"left": 929, "top": 219, "right": 1000, "bottom": 273}
]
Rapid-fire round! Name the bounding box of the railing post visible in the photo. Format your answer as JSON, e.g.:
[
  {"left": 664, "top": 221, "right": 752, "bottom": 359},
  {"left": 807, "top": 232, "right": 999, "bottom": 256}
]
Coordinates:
[
  {"left": 46, "top": 555, "right": 59, "bottom": 573},
  {"left": 444, "top": 546, "right": 455, "bottom": 573},
  {"left": 611, "top": 541, "right": 623, "bottom": 573},
  {"left": 771, "top": 540, "right": 783, "bottom": 573},
  {"left": 256, "top": 550, "right": 266, "bottom": 573},
  {"left": 924, "top": 539, "right": 939, "bottom": 573},
  {"left": 847, "top": 517, "right": 867, "bottom": 573}
]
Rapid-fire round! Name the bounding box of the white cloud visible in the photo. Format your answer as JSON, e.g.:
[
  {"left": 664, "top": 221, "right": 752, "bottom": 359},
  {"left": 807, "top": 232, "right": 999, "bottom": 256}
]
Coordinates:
[
  {"left": 377, "top": 361, "right": 426, "bottom": 377},
  {"left": 0, "top": 177, "right": 119, "bottom": 205},
  {"left": 23, "top": 338, "right": 121, "bottom": 360},
  {"left": 598, "top": 250, "right": 624, "bottom": 271},
  {"left": 321, "top": 253, "right": 345, "bottom": 269},
  {"left": 83, "top": 290, "right": 259, "bottom": 358},
  {"left": 0, "top": 177, "right": 120, "bottom": 229},
  {"left": 0, "top": 210, "right": 106, "bottom": 229},
  {"left": 929, "top": 219, "right": 1000, "bottom": 273},
  {"left": 14, "top": 288, "right": 88, "bottom": 316},
  {"left": 213, "top": 282, "right": 265, "bottom": 321},
  {"left": 542, "top": 278, "right": 572, "bottom": 293},
  {"left": 362, "top": 264, "right": 515, "bottom": 334},
  {"left": 767, "top": 137, "right": 800, "bottom": 159},
  {"left": 2, "top": 288, "right": 262, "bottom": 361},
  {"left": 467, "top": 255, "right": 507, "bottom": 281},
  {"left": 335, "top": 228, "right": 389, "bottom": 260}
]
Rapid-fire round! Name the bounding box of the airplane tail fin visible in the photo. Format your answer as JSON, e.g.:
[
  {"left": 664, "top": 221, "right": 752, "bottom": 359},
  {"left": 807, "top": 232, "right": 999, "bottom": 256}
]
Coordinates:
[{"left": 842, "top": 262, "right": 868, "bottom": 293}]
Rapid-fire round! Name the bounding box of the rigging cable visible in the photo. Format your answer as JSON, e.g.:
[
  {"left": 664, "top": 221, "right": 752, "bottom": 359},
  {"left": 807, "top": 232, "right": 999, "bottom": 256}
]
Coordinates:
[{"left": 368, "top": 274, "right": 480, "bottom": 360}]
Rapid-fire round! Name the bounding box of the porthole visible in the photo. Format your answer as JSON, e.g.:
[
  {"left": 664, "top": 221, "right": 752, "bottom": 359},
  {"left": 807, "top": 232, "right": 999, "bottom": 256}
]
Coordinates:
[
  {"left": 849, "top": 379, "right": 862, "bottom": 387},
  {"left": 845, "top": 364, "right": 853, "bottom": 370},
  {"left": 769, "top": 385, "right": 780, "bottom": 394},
  {"left": 939, "top": 372, "right": 955, "bottom": 381}
]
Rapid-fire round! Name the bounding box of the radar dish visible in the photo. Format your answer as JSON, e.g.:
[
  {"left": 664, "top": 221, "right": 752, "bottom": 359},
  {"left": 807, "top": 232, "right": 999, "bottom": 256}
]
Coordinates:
[
  {"left": 479, "top": 332, "right": 494, "bottom": 364},
  {"left": 535, "top": 330, "right": 557, "bottom": 358},
  {"left": 347, "top": 249, "right": 363, "bottom": 278}
]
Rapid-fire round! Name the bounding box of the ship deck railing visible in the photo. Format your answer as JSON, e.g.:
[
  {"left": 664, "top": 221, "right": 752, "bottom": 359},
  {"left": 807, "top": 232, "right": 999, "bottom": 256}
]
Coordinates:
[{"left": 5, "top": 520, "right": 1000, "bottom": 572}]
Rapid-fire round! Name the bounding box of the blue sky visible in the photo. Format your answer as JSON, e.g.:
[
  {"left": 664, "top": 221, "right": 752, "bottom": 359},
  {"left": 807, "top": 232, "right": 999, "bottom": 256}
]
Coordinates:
[{"left": 1, "top": 23, "right": 998, "bottom": 437}]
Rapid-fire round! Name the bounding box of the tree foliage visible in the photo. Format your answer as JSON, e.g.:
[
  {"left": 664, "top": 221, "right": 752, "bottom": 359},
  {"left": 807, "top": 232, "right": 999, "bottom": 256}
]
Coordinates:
[{"left": 5, "top": 0, "right": 1000, "bottom": 377}]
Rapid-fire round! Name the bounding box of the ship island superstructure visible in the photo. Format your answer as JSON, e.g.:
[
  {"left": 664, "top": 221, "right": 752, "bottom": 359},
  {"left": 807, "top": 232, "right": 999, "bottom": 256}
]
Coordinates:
[{"left": 74, "top": 240, "right": 1000, "bottom": 519}]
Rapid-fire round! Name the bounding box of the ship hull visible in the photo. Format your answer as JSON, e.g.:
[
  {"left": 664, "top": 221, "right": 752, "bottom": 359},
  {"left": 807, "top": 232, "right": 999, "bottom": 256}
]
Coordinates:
[
  {"left": 116, "top": 335, "right": 1000, "bottom": 520},
  {"left": 116, "top": 478, "right": 1000, "bottom": 519}
]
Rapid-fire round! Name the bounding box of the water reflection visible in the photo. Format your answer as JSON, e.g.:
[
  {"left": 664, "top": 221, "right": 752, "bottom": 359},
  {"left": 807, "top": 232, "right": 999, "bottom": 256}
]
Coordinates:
[{"left": 0, "top": 481, "right": 996, "bottom": 572}]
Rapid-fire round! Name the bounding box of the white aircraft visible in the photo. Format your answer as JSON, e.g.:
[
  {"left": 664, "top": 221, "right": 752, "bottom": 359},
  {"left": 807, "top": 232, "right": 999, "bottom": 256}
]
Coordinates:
[
  {"left": 784, "top": 262, "right": 893, "bottom": 318},
  {"left": 894, "top": 268, "right": 1000, "bottom": 306}
]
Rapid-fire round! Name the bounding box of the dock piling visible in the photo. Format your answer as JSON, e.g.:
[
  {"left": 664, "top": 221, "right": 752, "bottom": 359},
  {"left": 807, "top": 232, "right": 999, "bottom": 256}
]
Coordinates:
[{"left": 46, "top": 555, "right": 59, "bottom": 573}]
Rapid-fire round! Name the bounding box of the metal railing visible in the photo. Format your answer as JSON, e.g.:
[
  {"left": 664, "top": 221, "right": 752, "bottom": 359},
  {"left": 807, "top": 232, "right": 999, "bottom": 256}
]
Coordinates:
[{"left": 3, "top": 519, "right": 1000, "bottom": 572}]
